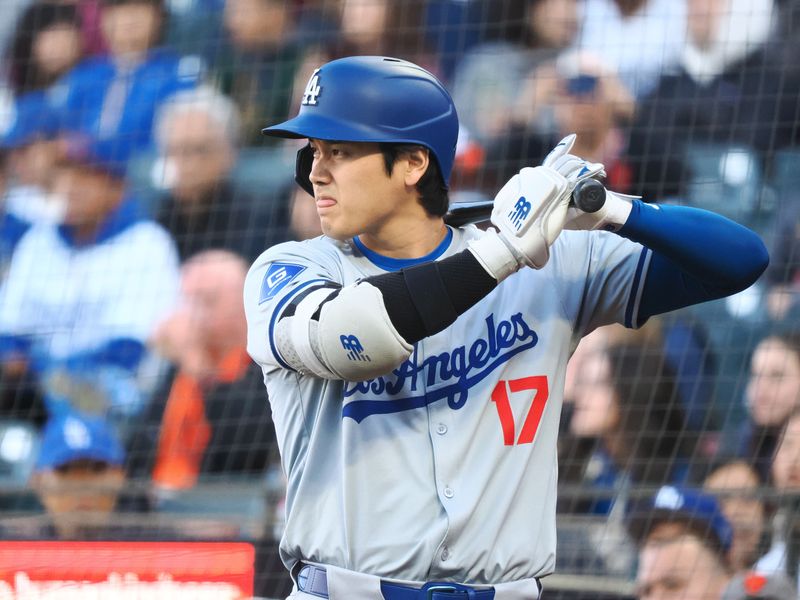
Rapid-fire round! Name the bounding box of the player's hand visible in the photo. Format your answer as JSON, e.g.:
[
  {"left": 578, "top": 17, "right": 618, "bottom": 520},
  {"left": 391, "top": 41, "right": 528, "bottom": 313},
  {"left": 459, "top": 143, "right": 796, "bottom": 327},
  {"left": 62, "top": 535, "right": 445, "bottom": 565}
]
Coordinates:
[
  {"left": 488, "top": 165, "right": 571, "bottom": 269},
  {"left": 543, "top": 133, "right": 632, "bottom": 232}
]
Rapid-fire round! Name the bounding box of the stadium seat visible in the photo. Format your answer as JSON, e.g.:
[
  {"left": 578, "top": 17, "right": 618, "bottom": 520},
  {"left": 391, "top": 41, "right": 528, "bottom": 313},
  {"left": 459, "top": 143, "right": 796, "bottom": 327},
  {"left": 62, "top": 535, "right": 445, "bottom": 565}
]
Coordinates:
[
  {"left": 770, "top": 147, "right": 800, "bottom": 201},
  {"left": 683, "top": 143, "right": 765, "bottom": 224},
  {"left": 0, "top": 420, "right": 39, "bottom": 485}
]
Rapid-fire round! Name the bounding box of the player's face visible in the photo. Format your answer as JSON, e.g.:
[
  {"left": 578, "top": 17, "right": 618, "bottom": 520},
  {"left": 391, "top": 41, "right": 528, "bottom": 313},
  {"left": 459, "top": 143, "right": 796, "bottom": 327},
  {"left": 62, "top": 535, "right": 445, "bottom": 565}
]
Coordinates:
[
  {"left": 745, "top": 337, "right": 800, "bottom": 426},
  {"left": 307, "top": 139, "right": 418, "bottom": 242},
  {"left": 637, "top": 536, "right": 730, "bottom": 600}
]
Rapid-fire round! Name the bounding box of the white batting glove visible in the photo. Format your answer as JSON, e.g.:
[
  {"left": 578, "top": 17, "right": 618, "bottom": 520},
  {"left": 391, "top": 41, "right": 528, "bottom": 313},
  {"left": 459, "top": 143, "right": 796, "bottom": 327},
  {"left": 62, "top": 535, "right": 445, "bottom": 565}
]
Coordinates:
[
  {"left": 544, "top": 133, "right": 633, "bottom": 232},
  {"left": 468, "top": 166, "right": 570, "bottom": 280}
]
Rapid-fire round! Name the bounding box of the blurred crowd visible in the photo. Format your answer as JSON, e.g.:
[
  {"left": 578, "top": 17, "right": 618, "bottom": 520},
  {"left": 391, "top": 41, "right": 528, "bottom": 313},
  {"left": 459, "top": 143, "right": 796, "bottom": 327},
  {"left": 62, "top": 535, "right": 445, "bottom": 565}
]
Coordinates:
[{"left": 0, "top": 0, "right": 799, "bottom": 598}]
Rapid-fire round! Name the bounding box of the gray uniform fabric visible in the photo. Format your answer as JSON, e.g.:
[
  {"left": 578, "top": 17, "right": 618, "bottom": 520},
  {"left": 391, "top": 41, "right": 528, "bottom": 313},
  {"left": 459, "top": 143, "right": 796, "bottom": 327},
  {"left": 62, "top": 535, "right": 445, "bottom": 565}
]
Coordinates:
[{"left": 244, "top": 224, "right": 650, "bottom": 586}]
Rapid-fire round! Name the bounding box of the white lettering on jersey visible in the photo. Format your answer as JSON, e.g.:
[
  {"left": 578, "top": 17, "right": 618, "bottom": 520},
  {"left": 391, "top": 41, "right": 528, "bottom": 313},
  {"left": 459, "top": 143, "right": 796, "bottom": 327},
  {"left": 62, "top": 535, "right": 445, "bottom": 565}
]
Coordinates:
[{"left": 302, "top": 69, "right": 322, "bottom": 106}]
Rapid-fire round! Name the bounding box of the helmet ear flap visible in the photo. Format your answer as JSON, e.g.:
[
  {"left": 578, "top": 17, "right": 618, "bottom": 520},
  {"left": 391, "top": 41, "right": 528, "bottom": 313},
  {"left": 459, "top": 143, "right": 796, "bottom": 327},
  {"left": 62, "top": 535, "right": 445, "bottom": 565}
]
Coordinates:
[{"left": 295, "top": 144, "right": 314, "bottom": 196}]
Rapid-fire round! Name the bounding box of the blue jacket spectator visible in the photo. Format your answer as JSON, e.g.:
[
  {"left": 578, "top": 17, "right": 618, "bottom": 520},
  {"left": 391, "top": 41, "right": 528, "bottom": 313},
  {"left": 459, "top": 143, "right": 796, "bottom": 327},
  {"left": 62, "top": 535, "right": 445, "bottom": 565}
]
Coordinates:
[
  {"left": 51, "top": 0, "right": 202, "bottom": 155},
  {"left": 0, "top": 134, "right": 180, "bottom": 430},
  {"left": 627, "top": 0, "right": 798, "bottom": 201}
]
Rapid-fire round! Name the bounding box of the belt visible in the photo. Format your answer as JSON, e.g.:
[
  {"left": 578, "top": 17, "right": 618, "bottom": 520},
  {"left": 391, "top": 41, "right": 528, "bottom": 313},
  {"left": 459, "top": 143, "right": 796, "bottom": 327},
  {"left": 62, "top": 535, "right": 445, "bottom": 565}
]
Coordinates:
[{"left": 296, "top": 564, "right": 497, "bottom": 599}]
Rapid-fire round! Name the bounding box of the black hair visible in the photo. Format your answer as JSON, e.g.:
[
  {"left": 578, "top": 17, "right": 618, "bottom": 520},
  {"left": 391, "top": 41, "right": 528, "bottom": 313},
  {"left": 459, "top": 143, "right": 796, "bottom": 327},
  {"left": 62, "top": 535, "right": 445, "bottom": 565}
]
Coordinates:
[
  {"left": 605, "top": 343, "right": 695, "bottom": 486},
  {"left": 7, "top": 2, "right": 80, "bottom": 95},
  {"left": 378, "top": 143, "right": 449, "bottom": 217}
]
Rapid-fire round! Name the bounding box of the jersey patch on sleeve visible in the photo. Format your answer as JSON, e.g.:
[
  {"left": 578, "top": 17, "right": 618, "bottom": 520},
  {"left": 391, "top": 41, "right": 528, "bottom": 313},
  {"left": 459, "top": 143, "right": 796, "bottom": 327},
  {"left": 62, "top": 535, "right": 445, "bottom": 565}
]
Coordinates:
[{"left": 260, "top": 263, "right": 306, "bottom": 303}]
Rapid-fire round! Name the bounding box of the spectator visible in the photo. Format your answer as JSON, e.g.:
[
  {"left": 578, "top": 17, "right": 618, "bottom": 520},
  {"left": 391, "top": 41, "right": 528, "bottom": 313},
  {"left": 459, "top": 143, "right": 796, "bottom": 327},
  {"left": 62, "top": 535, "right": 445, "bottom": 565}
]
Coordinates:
[
  {"left": 208, "top": 0, "right": 306, "bottom": 145},
  {"left": 333, "top": 0, "right": 433, "bottom": 67},
  {"left": 451, "top": 0, "right": 579, "bottom": 144},
  {"left": 764, "top": 202, "right": 800, "bottom": 323},
  {"left": 485, "top": 50, "right": 635, "bottom": 193},
  {"left": 57, "top": 0, "right": 113, "bottom": 55},
  {"left": 736, "top": 331, "right": 800, "bottom": 480},
  {"left": 6, "top": 2, "right": 85, "bottom": 97},
  {"left": 0, "top": 135, "right": 180, "bottom": 429},
  {"left": 627, "top": 0, "right": 797, "bottom": 201},
  {"left": 578, "top": 0, "right": 687, "bottom": 98},
  {"left": 154, "top": 87, "right": 287, "bottom": 262},
  {"left": 1, "top": 91, "right": 66, "bottom": 226},
  {"left": 127, "top": 250, "right": 277, "bottom": 492},
  {"left": 703, "top": 459, "right": 770, "bottom": 573},
  {"left": 562, "top": 317, "right": 717, "bottom": 437},
  {"left": 765, "top": 409, "right": 800, "bottom": 582},
  {"left": 422, "top": 0, "right": 485, "bottom": 80},
  {"left": 567, "top": 342, "right": 695, "bottom": 514},
  {"left": 51, "top": 0, "right": 202, "bottom": 155},
  {"left": 630, "top": 485, "right": 734, "bottom": 600},
  {"left": 27, "top": 412, "right": 128, "bottom": 539}
]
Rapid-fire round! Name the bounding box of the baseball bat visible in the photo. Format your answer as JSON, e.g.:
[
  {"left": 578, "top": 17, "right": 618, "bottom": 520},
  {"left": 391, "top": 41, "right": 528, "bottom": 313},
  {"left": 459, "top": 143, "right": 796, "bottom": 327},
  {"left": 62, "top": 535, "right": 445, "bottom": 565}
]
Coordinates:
[{"left": 444, "top": 179, "right": 606, "bottom": 227}]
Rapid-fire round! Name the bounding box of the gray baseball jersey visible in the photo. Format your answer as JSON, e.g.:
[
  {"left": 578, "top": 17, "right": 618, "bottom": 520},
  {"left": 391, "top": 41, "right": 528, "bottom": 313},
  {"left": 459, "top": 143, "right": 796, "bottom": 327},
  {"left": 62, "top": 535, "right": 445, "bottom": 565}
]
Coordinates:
[{"left": 244, "top": 224, "right": 651, "bottom": 585}]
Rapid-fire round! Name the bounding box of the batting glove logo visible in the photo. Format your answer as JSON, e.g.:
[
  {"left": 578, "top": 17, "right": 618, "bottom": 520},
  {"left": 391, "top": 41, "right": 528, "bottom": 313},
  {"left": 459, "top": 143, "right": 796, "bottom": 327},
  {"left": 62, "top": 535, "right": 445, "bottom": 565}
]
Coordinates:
[
  {"left": 340, "top": 335, "right": 371, "bottom": 362},
  {"left": 508, "top": 196, "right": 532, "bottom": 231}
]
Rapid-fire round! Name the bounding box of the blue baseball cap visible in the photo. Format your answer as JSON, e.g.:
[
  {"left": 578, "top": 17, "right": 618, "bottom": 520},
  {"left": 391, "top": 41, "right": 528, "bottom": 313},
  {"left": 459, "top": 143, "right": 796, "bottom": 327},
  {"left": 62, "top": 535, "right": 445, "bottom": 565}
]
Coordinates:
[
  {"left": 35, "top": 413, "right": 125, "bottom": 470},
  {"left": 0, "top": 91, "right": 60, "bottom": 150},
  {"left": 60, "top": 134, "right": 132, "bottom": 179},
  {"left": 627, "top": 485, "right": 734, "bottom": 556}
]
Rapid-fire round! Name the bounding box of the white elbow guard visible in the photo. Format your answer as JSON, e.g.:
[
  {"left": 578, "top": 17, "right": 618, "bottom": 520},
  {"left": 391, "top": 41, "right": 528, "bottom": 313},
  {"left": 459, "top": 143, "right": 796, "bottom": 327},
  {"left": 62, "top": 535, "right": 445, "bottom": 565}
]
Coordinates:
[{"left": 275, "top": 282, "right": 413, "bottom": 381}]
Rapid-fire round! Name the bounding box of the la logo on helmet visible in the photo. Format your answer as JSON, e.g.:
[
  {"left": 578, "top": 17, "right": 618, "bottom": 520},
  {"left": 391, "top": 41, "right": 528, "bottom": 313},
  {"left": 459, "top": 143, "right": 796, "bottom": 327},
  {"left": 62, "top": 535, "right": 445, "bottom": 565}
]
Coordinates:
[{"left": 302, "top": 69, "right": 322, "bottom": 106}]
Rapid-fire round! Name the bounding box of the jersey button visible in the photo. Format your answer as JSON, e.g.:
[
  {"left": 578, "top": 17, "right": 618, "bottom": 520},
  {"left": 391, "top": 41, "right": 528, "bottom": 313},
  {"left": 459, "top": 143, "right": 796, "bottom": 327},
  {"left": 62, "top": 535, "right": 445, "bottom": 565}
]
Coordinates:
[
  {"left": 436, "top": 423, "right": 447, "bottom": 435},
  {"left": 441, "top": 547, "right": 450, "bottom": 561},
  {"left": 443, "top": 486, "right": 454, "bottom": 499}
]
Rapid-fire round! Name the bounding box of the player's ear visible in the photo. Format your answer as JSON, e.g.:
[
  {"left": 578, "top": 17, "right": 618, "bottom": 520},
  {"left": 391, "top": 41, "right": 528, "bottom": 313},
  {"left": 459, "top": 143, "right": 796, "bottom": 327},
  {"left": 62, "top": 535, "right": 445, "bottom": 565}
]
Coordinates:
[{"left": 403, "top": 147, "right": 430, "bottom": 188}]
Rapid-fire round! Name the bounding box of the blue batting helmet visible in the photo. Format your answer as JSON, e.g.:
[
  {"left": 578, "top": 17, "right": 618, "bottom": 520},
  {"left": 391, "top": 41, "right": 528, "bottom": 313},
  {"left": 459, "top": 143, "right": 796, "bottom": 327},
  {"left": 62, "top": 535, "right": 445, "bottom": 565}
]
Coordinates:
[{"left": 262, "top": 56, "right": 459, "bottom": 195}]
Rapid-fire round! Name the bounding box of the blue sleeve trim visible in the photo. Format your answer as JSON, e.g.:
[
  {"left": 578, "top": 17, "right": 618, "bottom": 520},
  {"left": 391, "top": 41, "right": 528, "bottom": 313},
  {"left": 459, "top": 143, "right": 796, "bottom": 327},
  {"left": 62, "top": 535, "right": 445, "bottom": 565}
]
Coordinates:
[
  {"left": 624, "top": 247, "right": 651, "bottom": 328},
  {"left": 267, "top": 278, "right": 329, "bottom": 371}
]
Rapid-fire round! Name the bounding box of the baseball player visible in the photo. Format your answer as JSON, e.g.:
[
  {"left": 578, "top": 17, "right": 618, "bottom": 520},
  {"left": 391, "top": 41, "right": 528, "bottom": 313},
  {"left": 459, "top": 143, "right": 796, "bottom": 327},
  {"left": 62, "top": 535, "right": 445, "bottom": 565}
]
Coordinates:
[{"left": 244, "top": 56, "right": 768, "bottom": 600}]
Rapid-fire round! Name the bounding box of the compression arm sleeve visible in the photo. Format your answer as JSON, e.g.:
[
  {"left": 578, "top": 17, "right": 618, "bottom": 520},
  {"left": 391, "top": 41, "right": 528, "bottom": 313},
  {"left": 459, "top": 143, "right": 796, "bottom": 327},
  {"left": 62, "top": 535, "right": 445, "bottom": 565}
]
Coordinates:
[
  {"left": 364, "top": 250, "right": 498, "bottom": 344},
  {"left": 618, "top": 200, "right": 770, "bottom": 323}
]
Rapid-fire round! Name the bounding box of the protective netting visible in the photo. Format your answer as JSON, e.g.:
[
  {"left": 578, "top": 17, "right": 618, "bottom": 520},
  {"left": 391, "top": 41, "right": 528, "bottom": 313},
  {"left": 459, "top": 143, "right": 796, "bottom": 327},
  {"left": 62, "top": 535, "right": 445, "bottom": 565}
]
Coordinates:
[{"left": 0, "top": 1, "right": 798, "bottom": 598}]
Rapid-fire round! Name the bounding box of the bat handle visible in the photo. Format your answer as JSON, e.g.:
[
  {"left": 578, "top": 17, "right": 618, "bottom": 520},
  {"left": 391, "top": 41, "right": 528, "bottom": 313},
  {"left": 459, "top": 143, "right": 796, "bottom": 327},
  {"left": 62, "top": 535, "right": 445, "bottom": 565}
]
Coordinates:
[{"left": 572, "top": 179, "right": 606, "bottom": 213}]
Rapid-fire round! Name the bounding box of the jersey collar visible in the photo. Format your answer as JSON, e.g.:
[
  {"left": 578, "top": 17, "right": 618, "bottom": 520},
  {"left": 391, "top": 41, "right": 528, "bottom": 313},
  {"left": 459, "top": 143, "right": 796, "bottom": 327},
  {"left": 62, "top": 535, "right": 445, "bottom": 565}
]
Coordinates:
[{"left": 352, "top": 227, "right": 453, "bottom": 272}]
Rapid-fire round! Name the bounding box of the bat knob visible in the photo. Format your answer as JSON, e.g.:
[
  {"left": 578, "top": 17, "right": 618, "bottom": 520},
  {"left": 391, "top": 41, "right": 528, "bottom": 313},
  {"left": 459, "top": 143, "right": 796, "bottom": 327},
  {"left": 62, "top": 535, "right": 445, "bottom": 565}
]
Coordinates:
[{"left": 572, "top": 179, "right": 606, "bottom": 213}]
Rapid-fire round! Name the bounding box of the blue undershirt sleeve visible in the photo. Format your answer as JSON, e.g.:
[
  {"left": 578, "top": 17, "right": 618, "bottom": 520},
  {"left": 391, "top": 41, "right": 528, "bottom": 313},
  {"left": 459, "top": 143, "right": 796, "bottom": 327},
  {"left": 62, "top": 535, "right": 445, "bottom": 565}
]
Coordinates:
[{"left": 617, "top": 200, "right": 769, "bottom": 324}]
